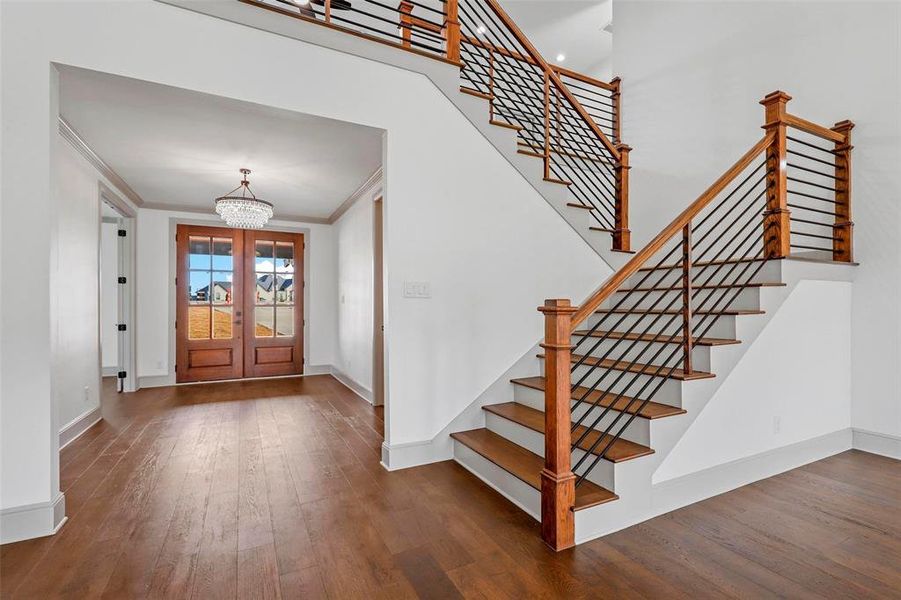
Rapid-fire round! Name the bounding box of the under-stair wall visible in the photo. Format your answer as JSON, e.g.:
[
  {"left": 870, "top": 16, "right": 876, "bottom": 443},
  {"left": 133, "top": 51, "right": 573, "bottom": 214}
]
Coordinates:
[{"left": 615, "top": 1, "right": 901, "bottom": 456}]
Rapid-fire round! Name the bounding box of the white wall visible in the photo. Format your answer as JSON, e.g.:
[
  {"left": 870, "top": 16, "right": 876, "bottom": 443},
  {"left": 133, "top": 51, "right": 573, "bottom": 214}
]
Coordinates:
[
  {"left": 53, "top": 136, "right": 104, "bottom": 430},
  {"left": 1, "top": 0, "right": 608, "bottom": 529},
  {"left": 333, "top": 179, "right": 381, "bottom": 399},
  {"left": 100, "top": 222, "right": 119, "bottom": 371},
  {"left": 615, "top": 1, "right": 901, "bottom": 442},
  {"left": 135, "top": 208, "right": 337, "bottom": 384}
]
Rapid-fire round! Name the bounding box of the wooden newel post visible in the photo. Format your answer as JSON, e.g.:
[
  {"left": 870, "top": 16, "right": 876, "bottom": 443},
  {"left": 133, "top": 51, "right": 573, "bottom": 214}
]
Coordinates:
[
  {"left": 610, "top": 77, "right": 622, "bottom": 144},
  {"left": 443, "top": 0, "right": 461, "bottom": 62},
  {"left": 398, "top": 1, "right": 413, "bottom": 48},
  {"left": 831, "top": 119, "right": 854, "bottom": 262},
  {"left": 537, "top": 299, "right": 577, "bottom": 551},
  {"left": 614, "top": 143, "right": 632, "bottom": 252},
  {"left": 760, "top": 91, "right": 792, "bottom": 258}
]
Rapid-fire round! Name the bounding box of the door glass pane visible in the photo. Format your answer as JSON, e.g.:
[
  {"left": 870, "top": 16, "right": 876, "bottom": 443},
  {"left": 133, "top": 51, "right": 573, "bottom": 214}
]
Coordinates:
[
  {"left": 212, "top": 238, "right": 233, "bottom": 271},
  {"left": 276, "top": 277, "right": 294, "bottom": 304},
  {"left": 255, "top": 241, "right": 275, "bottom": 273},
  {"left": 211, "top": 272, "right": 233, "bottom": 305},
  {"left": 255, "top": 274, "right": 275, "bottom": 305},
  {"left": 188, "top": 306, "right": 211, "bottom": 340},
  {"left": 189, "top": 237, "right": 211, "bottom": 270},
  {"left": 212, "top": 306, "right": 233, "bottom": 339},
  {"left": 255, "top": 306, "right": 275, "bottom": 337},
  {"left": 275, "top": 242, "right": 294, "bottom": 274},
  {"left": 275, "top": 307, "right": 294, "bottom": 337},
  {"left": 189, "top": 271, "right": 211, "bottom": 304}
]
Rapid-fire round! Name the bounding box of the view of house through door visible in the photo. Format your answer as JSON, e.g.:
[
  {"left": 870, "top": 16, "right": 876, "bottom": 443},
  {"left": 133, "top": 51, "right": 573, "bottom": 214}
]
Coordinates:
[{"left": 176, "top": 224, "right": 304, "bottom": 383}]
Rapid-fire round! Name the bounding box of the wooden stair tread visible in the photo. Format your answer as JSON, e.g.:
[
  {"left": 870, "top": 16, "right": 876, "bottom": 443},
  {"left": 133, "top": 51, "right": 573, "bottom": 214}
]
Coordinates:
[
  {"left": 483, "top": 403, "right": 654, "bottom": 462},
  {"left": 450, "top": 428, "right": 618, "bottom": 510},
  {"left": 536, "top": 353, "right": 714, "bottom": 381},
  {"left": 638, "top": 257, "right": 771, "bottom": 272},
  {"left": 567, "top": 202, "right": 593, "bottom": 211},
  {"left": 573, "top": 330, "right": 739, "bottom": 347},
  {"left": 511, "top": 376, "right": 685, "bottom": 420},
  {"left": 489, "top": 119, "right": 522, "bottom": 131},
  {"left": 460, "top": 86, "right": 492, "bottom": 101},
  {"left": 596, "top": 308, "right": 764, "bottom": 316},
  {"left": 618, "top": 282, "right": 785, "bottom": 293},
  {"left": 544, "top": 177, "right": 572, "bottom": 186}
]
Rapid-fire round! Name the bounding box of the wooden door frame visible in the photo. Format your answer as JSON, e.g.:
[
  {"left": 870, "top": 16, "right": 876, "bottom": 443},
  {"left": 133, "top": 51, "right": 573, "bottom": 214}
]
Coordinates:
[{"left": 242, "top": 230, "right": 305, "bottom": 378}]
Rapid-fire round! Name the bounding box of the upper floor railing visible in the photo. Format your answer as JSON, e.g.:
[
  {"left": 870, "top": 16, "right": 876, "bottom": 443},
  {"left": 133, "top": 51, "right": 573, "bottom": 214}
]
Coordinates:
[
  {"left": 243, "top": 0, "right": 631, "bottom": 251},
  {"left": 539, "top": 91, "right": 854, "bottom": 550}
]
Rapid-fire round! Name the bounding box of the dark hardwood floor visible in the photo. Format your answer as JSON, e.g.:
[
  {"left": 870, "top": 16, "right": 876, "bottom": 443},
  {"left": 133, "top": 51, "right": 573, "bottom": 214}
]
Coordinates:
[{"left": 1, "top": 375, "right": 899, "bottom": 599}]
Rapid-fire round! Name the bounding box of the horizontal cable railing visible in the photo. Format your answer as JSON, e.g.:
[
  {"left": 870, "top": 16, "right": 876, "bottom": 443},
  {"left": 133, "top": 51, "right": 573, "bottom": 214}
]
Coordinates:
[{"left": 539, "top": 91, "right": 854, "bottom": 551}]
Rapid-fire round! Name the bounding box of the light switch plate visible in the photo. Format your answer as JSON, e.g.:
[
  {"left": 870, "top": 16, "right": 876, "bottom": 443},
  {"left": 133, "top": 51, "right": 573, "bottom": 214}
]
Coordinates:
[{"left": 403, "top": 281, "right": 431, "bottom": 298}]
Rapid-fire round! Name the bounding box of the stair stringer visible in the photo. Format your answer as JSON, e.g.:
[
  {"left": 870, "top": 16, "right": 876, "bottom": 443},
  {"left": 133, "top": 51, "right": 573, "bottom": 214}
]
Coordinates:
[
  {"left": 570, "top": 258, "right": 856, "bottom": 543},
  {"left": 158, "top": 0, "right": 629, "bottom": 271}
]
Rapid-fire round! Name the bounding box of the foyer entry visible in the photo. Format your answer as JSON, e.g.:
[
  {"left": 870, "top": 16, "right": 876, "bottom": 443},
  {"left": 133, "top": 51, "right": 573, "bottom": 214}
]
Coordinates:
[{"left": 175, "top": 224, "right": 304, "bottom": 383}]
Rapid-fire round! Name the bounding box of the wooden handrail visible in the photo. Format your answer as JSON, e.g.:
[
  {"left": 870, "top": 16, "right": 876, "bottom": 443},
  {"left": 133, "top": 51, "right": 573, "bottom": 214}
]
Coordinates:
[
  {"left": 480, "top": 0, "right": 621, "bottom": 161},
  {"left": 569, "top": 132, "right": 776, "bottom": 327},
  {"left": 782, "top": 113, "right": 845, "bottom": 143}
]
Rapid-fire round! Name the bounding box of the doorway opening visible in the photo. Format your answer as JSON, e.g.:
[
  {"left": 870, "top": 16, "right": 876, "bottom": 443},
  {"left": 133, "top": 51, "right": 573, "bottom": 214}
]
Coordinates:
[{"left": 175, "top": 224, "right": 305, "bottom": 383}]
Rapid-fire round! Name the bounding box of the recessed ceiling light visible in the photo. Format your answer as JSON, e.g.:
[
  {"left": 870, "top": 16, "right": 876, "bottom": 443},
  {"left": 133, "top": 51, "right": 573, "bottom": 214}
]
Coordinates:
[{"left": 556, "top": 53, "right": 566, "bottom": 62}]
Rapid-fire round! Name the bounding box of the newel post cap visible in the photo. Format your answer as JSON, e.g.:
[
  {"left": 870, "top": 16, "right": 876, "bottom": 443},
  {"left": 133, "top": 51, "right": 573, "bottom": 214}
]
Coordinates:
[
  {"left": 760, "top": 90, "right": 793, "bottom": 106},
  {"left": 832, "top": 119, "right": 855, "bottom": 133},
  {"left": 538, "top": 299, "right": 578, "bottom": 315}
]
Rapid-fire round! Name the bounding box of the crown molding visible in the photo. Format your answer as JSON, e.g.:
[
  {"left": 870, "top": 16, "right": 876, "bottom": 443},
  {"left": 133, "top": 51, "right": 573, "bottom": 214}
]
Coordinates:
[
  {"left": 328, "top": 167, "right": 384, "bottom": 224},
  {"left": 58, "top": 116, "right": 146, "bottom": 208}
]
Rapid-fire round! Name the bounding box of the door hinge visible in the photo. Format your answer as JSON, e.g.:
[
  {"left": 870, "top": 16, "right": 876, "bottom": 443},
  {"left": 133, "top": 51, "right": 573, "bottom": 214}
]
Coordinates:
[
  {"left": 118, "top": 276, "right": 127, "bottom": 284},
  {"left": 117, "top": 370, "right": 127, "bottom": 379},
  {"left": 174, "top": 365, "right": 177, "bottom": 372},
  {"left": 118, "top": 229, "right": 127, "bottom": 237},
  {"left": 117, "top": 323, "right": 127, "bottom": 331}
]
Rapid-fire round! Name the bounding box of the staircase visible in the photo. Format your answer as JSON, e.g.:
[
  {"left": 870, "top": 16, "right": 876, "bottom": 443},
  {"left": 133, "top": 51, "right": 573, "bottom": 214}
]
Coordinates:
[{"left": 234, "top": 0, "right": 858, "bottom": 550}]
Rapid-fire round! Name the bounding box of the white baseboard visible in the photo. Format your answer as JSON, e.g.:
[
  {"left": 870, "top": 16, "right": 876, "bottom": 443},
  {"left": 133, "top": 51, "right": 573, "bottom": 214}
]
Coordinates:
[
  {"left": 59, "top": 406, "right": 103, "bottom": 449},
  {"left": 0, "top": 493, "right": 67, "bottom": 545},
  {"left": 852, "top": 427, "right": 901, "bottom": 460},
  {"left": 381, "top": 438, "right": 451, "bottom": 471},
  {"left": 330, "top": 366, "right": 373, "bottom": 403},
  {"left": 101, "top": 366, "right": 119, "bottom": 377}
]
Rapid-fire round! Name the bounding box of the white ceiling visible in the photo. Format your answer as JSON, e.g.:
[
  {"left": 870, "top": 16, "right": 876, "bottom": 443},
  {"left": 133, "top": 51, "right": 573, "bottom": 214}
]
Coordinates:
[
  {"left": 58, "top": 66, "right": 383, "bottom": 220},
  {"left": 498, "top": 0, "right": 613, "bottom": 80}
]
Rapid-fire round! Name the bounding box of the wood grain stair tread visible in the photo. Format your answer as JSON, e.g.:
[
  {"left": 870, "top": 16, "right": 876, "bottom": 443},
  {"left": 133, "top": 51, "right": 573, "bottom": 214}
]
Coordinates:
[
  {"left": 450, "top": 428, "right": 618, "bottom": 510},
  {"left": 573, "top": 330, "right": 740, "bottom": 347},
  {"left": 596, "top": 308, "right": 764, "bottom": 317},
  {"left": 483, "top": 402, "right": 654, "bottom": 463},
  {"left": 489, "top": 119, "right": 523, "bottom": 131},
  {"left": 511, "top": 376, "right": 685, "bottom": 419},
  {"left": 460, "top": 86, "right": 492, "bottom": 101},
  {"left": 617, "top": 281, "right": 785, "bottom": 293},
  {"left": 567, "top": 202, "right": 594, "bottom": 211},
  {"left": 536, "top": 353, "right": 714, "bottom": 380}
]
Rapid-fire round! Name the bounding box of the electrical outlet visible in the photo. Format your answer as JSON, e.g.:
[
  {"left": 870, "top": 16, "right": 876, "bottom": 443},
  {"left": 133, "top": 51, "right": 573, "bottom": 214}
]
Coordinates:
[{"left": 403, "top": 281, "right": 431, "bottom": 299}]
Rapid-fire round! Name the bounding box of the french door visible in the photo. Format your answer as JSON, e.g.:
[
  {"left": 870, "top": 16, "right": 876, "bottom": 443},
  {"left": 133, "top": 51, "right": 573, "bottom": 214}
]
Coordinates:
[{"left": 176, "top": 225, "right": 304, "bottom": 383}]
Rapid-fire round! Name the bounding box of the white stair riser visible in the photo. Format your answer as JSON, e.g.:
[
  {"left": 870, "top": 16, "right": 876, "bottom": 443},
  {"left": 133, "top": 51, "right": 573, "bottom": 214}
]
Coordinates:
[
  {"left": 571, "top": 336, "right": 712, "bottom": 372},
  {"left": 537, "top": 359, "right": 684, "bottom": 407},
  {"left": 452, "top": 442, "right": 539, "bottom": 519},
  {"left": 512, "top": 385, "right": 651, "bottom": 445},
  {"left": 624, "top": 260, "right": 782, "bottom": 289},
  {"left": 584, "top": 312, "right": 737, "bottom": 339},
  {"left": 606, "top": 286, "right": 762, "bottom": 311},
  {"left": 484, "top": 413, "right": 616, "bottom": 491}
]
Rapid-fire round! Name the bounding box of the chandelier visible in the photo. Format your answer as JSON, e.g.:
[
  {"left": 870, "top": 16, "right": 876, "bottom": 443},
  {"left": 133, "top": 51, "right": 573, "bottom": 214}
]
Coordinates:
[{"left": 214, "top": 168, "right": 274, "bottom": 229}]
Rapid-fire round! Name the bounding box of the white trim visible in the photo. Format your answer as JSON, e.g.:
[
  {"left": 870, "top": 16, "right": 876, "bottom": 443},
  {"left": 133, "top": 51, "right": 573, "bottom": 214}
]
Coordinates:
[
  {"left": 58, "top": 117, "right": 145, "bottom": 207},
  {"left": 59, "top": 407, "right": 103, "bottom": 450},
  {"left": 852, "top": 428, "right": 901, "bottom": 460},
  {"left": 328, "top": 167, "right": 383, "bottom": 224},
  {"left": 0, "top": 493, "right": 67, "bottom": 545},
  {"left": 102, "top": 366, "right": 119, "bottom": 377},
  {"left": 380, "top": 437, "right": 451, "bottom": 471},
  {"left": 330, "top": 366, "right": 373, "bottom": 403}
]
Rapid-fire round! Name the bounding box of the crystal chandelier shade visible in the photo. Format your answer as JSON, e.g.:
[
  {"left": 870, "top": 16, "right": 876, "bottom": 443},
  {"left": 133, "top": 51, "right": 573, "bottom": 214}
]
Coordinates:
[{"left": 214, "top": 168, "right": 274, "bottom": 229}]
